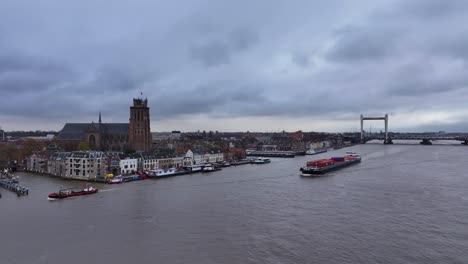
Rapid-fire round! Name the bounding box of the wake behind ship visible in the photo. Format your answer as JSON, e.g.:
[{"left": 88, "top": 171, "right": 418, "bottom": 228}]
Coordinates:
[{"left": 300, "top": 152, "right": 361, "bottom": 176}]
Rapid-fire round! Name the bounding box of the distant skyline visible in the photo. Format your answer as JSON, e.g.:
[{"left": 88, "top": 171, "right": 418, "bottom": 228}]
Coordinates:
[{"left": 2, "top": 0, "right": 468, "bottom": 132}]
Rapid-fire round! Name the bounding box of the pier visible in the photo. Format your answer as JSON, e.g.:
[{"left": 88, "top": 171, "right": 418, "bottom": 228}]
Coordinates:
[{"left": 0, "top": 170, "right": 29, "bottom": 196}]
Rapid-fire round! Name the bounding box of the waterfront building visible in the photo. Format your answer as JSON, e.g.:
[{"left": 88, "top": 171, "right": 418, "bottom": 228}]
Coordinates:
[
  {"left": 64, "top": 151, "right": 105, "bottom": 180},
  {"left": 26, "top": 152, "right": 48, "bottom": 173},
  {"left": 203, "top": 152, "right": 224, "bottom": 163},
  {"left": 141, "top": 153, "right": 158, "bottom": 171},
  {"left": 104, "top": 152, "right": 122, "bottom": 176},
  {"left": 47, "top": 152, "right": 71, "bottom": 177},
  {"left": 308, "top": 141, "right": 329, "bottom": 149},
  {"left": 173, "top": 156, "right": 184, "bottom": 168},
  {"left": 183, "top": 149, "right": 223, "bottom": 165},
  {"left": 120, "top": 156, "right": 138, "bottom": 175},
  {"left": 261, "top": 145, "right": 278, "bottom": 151},
  {"left": 183, "top": 149, "right": 203, "bottom": 166},
  {"left": 156, "top": 156, "right": 184, "bottom": 169}
]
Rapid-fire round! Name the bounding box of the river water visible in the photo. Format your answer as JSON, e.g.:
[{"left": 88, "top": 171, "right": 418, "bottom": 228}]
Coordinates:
[{"left": 1, "top": 144, "right": 468, "bottom": 264}]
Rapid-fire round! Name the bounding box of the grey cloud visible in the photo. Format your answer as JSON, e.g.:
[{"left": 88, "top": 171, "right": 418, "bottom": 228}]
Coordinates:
[
  {"left": 189, "top": 27, "right": 259, "bottom": 67},
  {"left": 190, "top": 41, "right": 231, "bottom": 67},
  {"left": 153, "top": 81, "right": 267, "bottom": 118},
  {"left": 292, "top": 52, "right": 311, "bottom": 68},
  {"left": 230, "top": 27, "right": 259, "bottom": 51},
  {"left": 326, "top": 26, "right": 399, "bottom": 62},
  {"left": 400, "top": 0, "right": 468, "bottom": 19},
  {"left": 3, "top": 0, "right": 468, "bottom": 132},
  {"left": 0, "top": 54, "right": 75, "bottom": 94}
]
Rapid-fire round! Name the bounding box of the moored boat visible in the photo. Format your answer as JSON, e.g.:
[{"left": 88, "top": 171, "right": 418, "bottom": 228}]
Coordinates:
[
  {"left": 252, "top": 157, "right": 271, "bottom": 164},
  {"left": 107, "top": 175, "right": 123, "bottom": 184},
  {"left": 147, "top": 168, "right": 177, "bottom": 178},
  {"left": 300, "top": 152, "right": 361, "bottom": 176},
  {"left": 48, "top": 185, "right": 98, "bottom": 199},
  {"left": 184, "top": 164, "right": 204, "bottom": 172},
  {"left": 122, "top": 174, "right": 146, "bottom": 182},
  {"left": 305, "top": 148, "right": 327, "bottom": 155},
  {"left": 202, "top": 164, "right": 221, "bottom": 172}
]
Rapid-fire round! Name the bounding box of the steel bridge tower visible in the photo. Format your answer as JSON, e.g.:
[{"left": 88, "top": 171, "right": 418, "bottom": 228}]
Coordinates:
[{"left": 361, "top": 114, "right": 390, "bottom": 144}]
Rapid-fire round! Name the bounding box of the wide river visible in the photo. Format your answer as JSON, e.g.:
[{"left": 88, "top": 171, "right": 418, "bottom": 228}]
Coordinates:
[{"left": 1, "top": 144, "right": 468, "bottom": 264}]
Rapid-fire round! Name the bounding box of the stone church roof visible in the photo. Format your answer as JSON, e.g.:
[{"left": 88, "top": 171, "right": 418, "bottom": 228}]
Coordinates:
[{"left": 56, "top": 123, "right": 129, "bottom": 140}]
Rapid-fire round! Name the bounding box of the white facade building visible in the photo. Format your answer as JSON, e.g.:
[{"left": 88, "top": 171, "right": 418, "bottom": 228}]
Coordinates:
[
  {"left": 120, "top": 158, "right": 138, "bottom": 174},
  {"left": 184, "top": 149, "right": 224, "bottom": 165},
  {"left": 203, "top": 152, "right": 224, "bottom": 163},
  {"left": 64, "top": 151, "right": 105, "bottom": 180},
  {"left": 143, "top": 156, "right": 158, "bottom": 171}
]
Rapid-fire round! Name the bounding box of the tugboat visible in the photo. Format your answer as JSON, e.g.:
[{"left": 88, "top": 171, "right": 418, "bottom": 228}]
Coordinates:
[
  {"left": 48, "top": 185, "right": 98, "bottom": 200},
  {"left": 252, "top": 157, "right": 271, "bottom": 164},
  {"left": 300, "top": 152, "right": 361, "bottom": 176}
]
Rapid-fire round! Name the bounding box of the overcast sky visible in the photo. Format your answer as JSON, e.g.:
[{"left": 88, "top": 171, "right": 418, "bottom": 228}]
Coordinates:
[{"left": 1, "top": 0, "right": 468, "bottom": 132}]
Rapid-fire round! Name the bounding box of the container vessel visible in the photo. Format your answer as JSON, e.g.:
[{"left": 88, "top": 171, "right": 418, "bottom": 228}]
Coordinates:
[{"left": 300, "top": 152, "right": 361, "bottom": 176}]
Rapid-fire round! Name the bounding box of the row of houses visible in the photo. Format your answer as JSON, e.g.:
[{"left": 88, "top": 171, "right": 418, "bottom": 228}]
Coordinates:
[{"left": 26, "top": 150, "right": 225, "bottom": 180}]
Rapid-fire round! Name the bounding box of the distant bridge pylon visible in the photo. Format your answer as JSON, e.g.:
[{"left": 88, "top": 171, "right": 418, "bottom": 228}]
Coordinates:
[{"left": 360, "top": 114, "right": 390, "bottom": 144}]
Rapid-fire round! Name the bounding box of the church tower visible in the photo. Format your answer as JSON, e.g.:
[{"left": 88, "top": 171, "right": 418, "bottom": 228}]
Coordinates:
[{"left": 129, "top": 98, "right": 152, "bottom": 152}]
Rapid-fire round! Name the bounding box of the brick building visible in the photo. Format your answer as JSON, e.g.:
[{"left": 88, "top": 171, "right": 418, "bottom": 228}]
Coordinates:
[
  {"left": 129, "top": 98, "right": 152, "bottom": 152},
  {"left": 55, "top": 98, "right": 152, "bottom": 152}
]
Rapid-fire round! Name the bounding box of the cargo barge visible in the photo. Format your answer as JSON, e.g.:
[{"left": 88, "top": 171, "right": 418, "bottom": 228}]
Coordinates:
[
  {"left": 300, "top": 152, "right": 361, "bottom": 176},
  {"left": 48, "top": 185, "right": 98, "bottom": 200}
]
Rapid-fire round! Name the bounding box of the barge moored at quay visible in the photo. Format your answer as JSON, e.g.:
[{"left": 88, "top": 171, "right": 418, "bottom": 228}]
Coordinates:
[
  {"left": 246, "top": 151, "right": 295, "bottom": 158},
  {"left": 300, "top": 152, "right": 361, "bottom": 176},
  {"left": 305, "top": 148, "right": 327, "bottom": 155}
]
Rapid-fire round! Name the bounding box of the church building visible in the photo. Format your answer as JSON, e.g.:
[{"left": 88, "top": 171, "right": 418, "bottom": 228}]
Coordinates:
[{"left": 55, "top": 98, "right": 152, "bottom": 152}]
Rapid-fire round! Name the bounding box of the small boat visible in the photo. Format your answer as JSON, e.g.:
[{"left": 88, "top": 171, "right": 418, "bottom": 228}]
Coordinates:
[
  {"left": 232, "top": 159, "right": 251, "bottom": 165},
  {"left": 107, "top": 175, "right": 123, "bottom": 184},
  {"left": 147, "top": 168, "right": 177, "bottom": 178},
  {"left": 300, "top": 152, "right": 361, "bottom": 176},
  {"left": 305, "top": 148, "right": 327, "bottom": 155},
  {"left": 184, "top": 164, "right": 204, "bottom": 172},
  {"left": 222, "top": 161, "right": 231, "bottom": 167},
  {"left": 252, "top": 157, "right": 271, "bottom": 164},
  {"left": 48, "top": 185, "right": 98, "bottom": 199},
  {"left": 202, "top": 164, "right": 221, "bottom": 172}
]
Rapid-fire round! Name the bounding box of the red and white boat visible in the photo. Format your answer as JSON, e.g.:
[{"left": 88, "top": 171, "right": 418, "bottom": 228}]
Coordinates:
[{"left": 48, "top": 185, "right": 98, "bottom": 199}]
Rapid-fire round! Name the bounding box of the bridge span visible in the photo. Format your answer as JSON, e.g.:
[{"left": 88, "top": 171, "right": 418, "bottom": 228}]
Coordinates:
[
  {"left": 362, "top": 133, "right": 468, "bottom": 145},
  {"left": 359, "top": 114, "right": 468, "bottom": 145}
]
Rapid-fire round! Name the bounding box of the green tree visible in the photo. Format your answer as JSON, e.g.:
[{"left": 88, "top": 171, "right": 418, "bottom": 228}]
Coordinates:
[{"left": 78, "top": 141, "right": 90, "bottom": 151}]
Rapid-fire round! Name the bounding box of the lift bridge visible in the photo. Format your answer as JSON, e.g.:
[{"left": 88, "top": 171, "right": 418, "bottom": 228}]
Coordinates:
[{"left": 360, "top": 114, "right": 468, "bottom": 145}]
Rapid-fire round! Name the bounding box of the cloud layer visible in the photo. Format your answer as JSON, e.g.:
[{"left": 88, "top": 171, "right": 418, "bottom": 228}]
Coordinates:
[{"left": 1, "top": 0, "right": 468, "bottom": 132}]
